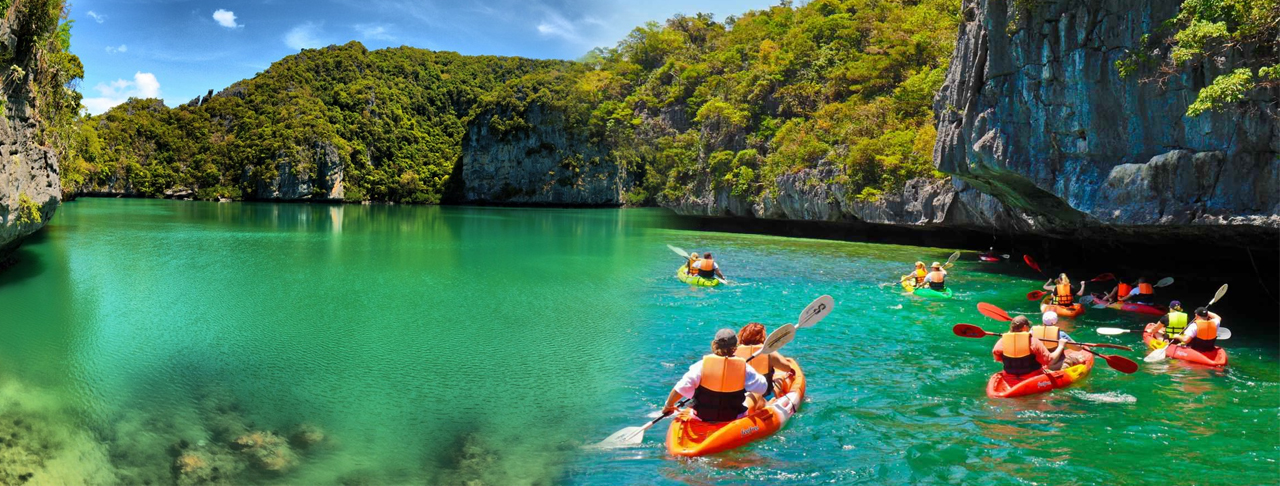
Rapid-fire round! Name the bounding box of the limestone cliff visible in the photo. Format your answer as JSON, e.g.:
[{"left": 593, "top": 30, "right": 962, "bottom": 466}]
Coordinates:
[
  {"left": 458, "top": 103, "right": 622, "bottom": 206},
  {"left": 0, "top": 3, "right": 64, "bottom": 256},
  {"left": 932, "top": 0, "right": 1279, "bottom": 240}
]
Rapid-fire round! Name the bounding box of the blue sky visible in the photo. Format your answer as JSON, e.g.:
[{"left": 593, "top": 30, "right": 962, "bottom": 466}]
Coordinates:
[{"left": 71, "top": 0, "right": 780, "bottom": 114}]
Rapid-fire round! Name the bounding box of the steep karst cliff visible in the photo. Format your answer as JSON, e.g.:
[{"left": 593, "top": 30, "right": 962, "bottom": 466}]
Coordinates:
[
  {"left": 0, "top": 0, "right": 82, "bottom": 256},
  {"left": 932, "top": 0, "right": 1279, "bottom": 242}
]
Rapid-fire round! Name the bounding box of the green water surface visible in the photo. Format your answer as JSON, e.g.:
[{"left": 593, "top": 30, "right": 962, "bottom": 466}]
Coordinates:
[{"left": 1, "top": 199, "right": 1276, "bottom": 485}]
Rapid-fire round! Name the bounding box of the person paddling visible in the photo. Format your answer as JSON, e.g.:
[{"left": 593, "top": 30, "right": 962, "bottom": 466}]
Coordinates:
[
  {"left": 1129, "top": 277, "right": 1157, "bottom": 304},
  {"left": 1171, "top": 307, "right": 1222, "bottom": 352},
  {"left": 1032, "top": 311, "right": 1079, "bottom": 371},
  {"left": 905, "top": 261, "right": 927, "bottom": 287},
  {"left": 685, "top": 252, "right": 699, "bottom": 275},
  {"left": 924, "top": 262, "right": 947, "bottom": 291},
  {"left": 1042, "top": 273, "right": 1084, "bottom": 307},
  {"left": 691, "top": 252, "right": 726, "bottom": 281},
  {"left": 1148, "top": 300, "right": 1186, "bottom": 344},
  {"left": 661, "top": 329, "right": 768, "bottom": 422},
  {"left": 735, "top": 323, "right": 795, "bottom": 399},
  {"left": 992, "top": 316, "right": 1067, "bottom": 377}
]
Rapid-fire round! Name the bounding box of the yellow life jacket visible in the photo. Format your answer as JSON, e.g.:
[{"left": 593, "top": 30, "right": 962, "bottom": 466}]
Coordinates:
[
  {"left": 1165, "top": 311, "right": 1188, "bottom": 336},
  {"left": 914, "top": 268, "right": 927, "bottom": 285},
  {"left": 1031, "top": 325, "right": 1060, "bottom": 350}
]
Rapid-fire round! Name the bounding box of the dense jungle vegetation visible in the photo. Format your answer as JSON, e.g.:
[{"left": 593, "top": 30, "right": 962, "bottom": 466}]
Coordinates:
[{"left": 60, "top": 0, "right": 961, "bottom": 205}]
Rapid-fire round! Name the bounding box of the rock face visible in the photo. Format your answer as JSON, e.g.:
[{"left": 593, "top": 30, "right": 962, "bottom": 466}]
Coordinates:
[
  {"left": 459, "top": 104, "right": 621, "bottom": 205},
  {"left": 0, "top": 10, "right": 61, "bottom": 257},
  {"left": 253, "top": 141, "right": 345, "bottom": 201},
  {"left": 933, "top": 0, "right": 1279, "bottom": 238}
]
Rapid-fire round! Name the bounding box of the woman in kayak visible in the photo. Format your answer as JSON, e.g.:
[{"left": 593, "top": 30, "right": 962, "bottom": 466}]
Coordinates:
[
  {"left": 685, "top": 252, "right": 699, "bottom": 275},
  {"left": 1033, "top": 311, "right": 1080, "bottom": 371},
  {"left": 1042, "top": 273, "right": 1085, "bottom": 306},
  {"left": 992, "top": 316, "right": 1068, "bottom": 377},
  {"left": 924, "top": 262, "right": 947, "bottom": 291},
  {"left": 735, "top": 323, "right": 795, "bottom": 398},
  {"left": 661, "top": 329, "right": 768, "bottom": 422},
  {"left": 908, "top": 261, "right": 927, "bottom": 287}
]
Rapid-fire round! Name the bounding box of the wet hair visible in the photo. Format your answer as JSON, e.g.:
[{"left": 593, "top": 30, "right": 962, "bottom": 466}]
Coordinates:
[
  {"left": 704, "top": 252, "right": 713, "bottom": 259},
  {"left": 1010, "top": 315, "right": 1031, "bottom": 331},
  {"left": 1159, "top": 315, "right": 1169, "bottom": 326},
  {"left": 1138, "top": 277, "right": 1147, "bottom": 283},
  {"left": 1195, "top": 307, "right": 1209, "bottom": 317},
  {"left": 1058, "top": 273, "right": 1069, "bottom": 283},
  {"left": 738, "top": 322, "right": 767, "bottom": 346}
]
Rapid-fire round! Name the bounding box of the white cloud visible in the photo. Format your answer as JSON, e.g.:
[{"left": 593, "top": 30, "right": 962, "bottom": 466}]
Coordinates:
[
  {"left": 82, "top": 72, "right": 162, "bottom": 115},
  {"left": 536, "top": 13, "right": 581, "bottom": 42},
  {"left": 355, "top": 23, "right": 395, "bottom": 41},
  {"left": 284, "top": 23, "right": 324, "bottom": 50},
  {"left": 86, "top": 10, "right": 106, "bottom": 23},
  {"left": 213, "top": 9, "right": 240, "bottom": 28},
  {"left": 105, "top": 44, "right": 127, "bottom": 54}
]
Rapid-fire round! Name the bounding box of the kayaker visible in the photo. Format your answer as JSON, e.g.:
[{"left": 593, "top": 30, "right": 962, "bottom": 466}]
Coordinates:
[
  {"left": 924, "top": 262, "right": 947, "bottom": 291},
  {"left": 1032, "top": 311, "right": 1079, "bottom": 371},
  {"left": 1042, "top": 274, "right": 1085, "bottom": 306},
  {"left": 692, "top": 252, "right": 726, "bottom": 281},
  {"left": 1103, "top": 278, "right": 1134, "bottom": 303},
  {"left": 1129, "top": 277, "right": 1156, "bottom": 304},
  {"left": 908, "top": 261, "right": 927, "bottom": 287},
  {"left": 685, "top": 252, "right": 699, "bottom": 274},
  {"left": 661, "top": 329, "right": 768, "bottom": 422},
  {"left": 992, "top": 316, "right": 1068, "bottom": 377},
  {"left": 1173, "top": 307, "right": 1221, "bottom": 352},
  {"left": 735, "top": 322, "right": 795, "bottom": 398},
  {"left": 1148, "top": 300, "right": 1186, "bottom": 343}
]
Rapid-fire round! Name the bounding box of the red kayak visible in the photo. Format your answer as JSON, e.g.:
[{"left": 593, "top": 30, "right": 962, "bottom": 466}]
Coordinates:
[
  {"left": 1093, "top": 293, "right": 1166, "bottom": 317},
  {"left": 1143, "top": 324, "right": 1228, "bottom": 367},
  {"left": 986, "top": 350, "right": 1095, "bottom": 398}
]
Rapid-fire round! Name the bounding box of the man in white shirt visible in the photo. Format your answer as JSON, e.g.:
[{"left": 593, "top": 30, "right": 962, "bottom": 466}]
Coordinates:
[
  {"left": 661, "top": 329, "right": 768, "bottom": 422},
  {"left": 1175, "top": 307, "right": 1222, "bottom": 352}
]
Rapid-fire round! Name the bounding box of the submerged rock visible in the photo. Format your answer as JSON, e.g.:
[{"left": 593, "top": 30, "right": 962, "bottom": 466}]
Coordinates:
[{"left": 232, "top": 431, "right": 298, "bottom": 472}]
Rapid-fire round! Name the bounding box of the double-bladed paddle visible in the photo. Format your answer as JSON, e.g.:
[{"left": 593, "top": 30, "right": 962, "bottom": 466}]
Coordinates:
[
  {"left": 1146, "top": 284, "right": 1228, "bottom": 363},
  {"left": 977, "top": 302, "right": 1012, "bottom": 322},
  {"left": 591, "top": 295, "right": 833, "bottom": 449},
  {"left": 953, "top": 324, "right": 1139, "bottom": 373},
  {"left": 1097, "top": 326, "right": 1233, "bottom": 340}
]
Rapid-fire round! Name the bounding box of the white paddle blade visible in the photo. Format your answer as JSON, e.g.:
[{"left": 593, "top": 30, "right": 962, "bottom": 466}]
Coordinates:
[
  {"left": 947, "top": 251, "right": 960, "bottom": 265},
  {"left": 797, "top": 295, "right": 834, "bottom": 329},
  {"left": 1144, "top": 346, "right": 1169, "bottom": 363},
  {"left": 667, "top": 244, "right": 690, "bottom": 259},
  {"left": 592, "top": 427, "right": 646, "bottom": 449},
  {"left": 1209, "top": 284, "right": 1228, "bottom": 306},
  {"left": 1001, "top": 254, "right": 1011, "bottom": 259},
  {"left": 1095, "top": 327, "right": 1130, "bottom": 336},
  {"left": 1218, "top": 327, "right": 1232, "bottom": 340},
  {"left": 759, "top": 323, "right": 796, "bottom": 355},
  {"left": 1155, "top": 277, "right": 1174, "bottom": 287}
]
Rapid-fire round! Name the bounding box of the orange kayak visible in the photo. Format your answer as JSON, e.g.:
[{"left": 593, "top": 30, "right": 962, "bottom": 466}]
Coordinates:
[
  {"left": 1142, "top": 323, "right": 1228, "bottom": 367},
  {"left": 1040, "top": 296, "right": 1085, "bottom": 318},
  {"left": 986, "top": 349, "right": 1094, "bottom": 398},
  {"left": 666, "top": 358, "right": 806, "bottom": 456}
]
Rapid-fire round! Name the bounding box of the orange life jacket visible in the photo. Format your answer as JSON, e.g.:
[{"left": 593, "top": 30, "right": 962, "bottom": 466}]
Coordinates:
[
  {"left": 1117, "top": 282, "right": 1133, "bottom": 297},
  {"left": 734, "top": 345, "right": 770, "bottom": 375},
  {"left": 693, "top": 355, "right": 747, "bottom": 422},
  {"left": 1054, "top": 283, "right": 1074, "bottom": 306},
  {"left": 1138, "top": 282, "right": 1155, "bottom": 295},
  {"left": 695, "top": 259, "right": 716, "bottom": 278},
  {"left": 1031, "top": 325, "right": 1060, "bottom": 350},
  {"left": 1194, "top": 318, "right": 1218, "bottom": 340},
  {"left": 1000, "top": 332, "right": 1039, "bottom": 375}
]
